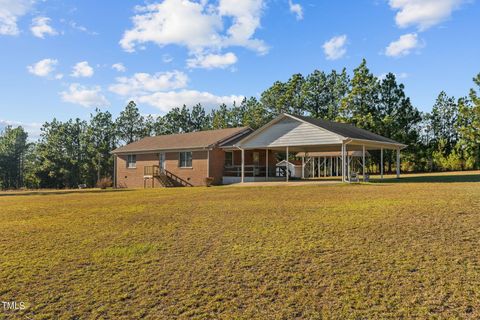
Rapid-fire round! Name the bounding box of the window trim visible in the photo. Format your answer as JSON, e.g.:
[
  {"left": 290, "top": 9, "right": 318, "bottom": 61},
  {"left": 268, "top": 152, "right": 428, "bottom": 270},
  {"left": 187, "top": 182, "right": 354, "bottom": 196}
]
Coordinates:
[
  {"left": 127, "top": 154, "right": 137, "bottom": 169},
  {"left": 224, "top": 151, "right": 234, "bottom": 167},
  {"left": 178, "top": 151, "right": 193, "bottom": 168}
]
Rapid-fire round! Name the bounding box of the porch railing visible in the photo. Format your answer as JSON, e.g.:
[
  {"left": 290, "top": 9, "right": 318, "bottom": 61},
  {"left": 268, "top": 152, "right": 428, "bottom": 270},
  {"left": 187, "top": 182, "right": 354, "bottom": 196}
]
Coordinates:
[
  {"left": 223, "top": 165, "right": 279, "bottom": 177},
  {"left": 143, "top": 165, "right": 193, "bottom": 187},
  {"left": 144, "top": 165, "right": 160, "bottom": 177}
]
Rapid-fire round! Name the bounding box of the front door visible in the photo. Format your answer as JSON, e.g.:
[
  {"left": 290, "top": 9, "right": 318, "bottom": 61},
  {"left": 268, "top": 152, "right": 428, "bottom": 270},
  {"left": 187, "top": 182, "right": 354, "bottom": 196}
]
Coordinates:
[{"left": 159, "top": 152, "right": 166, "bottom": 171}]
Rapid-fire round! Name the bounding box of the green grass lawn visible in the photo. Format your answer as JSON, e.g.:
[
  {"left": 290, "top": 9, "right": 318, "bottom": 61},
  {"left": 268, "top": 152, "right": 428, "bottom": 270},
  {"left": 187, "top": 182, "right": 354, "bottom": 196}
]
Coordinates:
[{"left": 1, "top": 171, "right": 480, "bottom": 319}]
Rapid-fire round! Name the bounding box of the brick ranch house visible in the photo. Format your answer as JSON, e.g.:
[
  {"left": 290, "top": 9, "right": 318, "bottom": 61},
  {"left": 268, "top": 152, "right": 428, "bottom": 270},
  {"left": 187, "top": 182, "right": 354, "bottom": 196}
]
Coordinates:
[
  {"left": 112, "top": 126, "right": 277, "bottom": 188},
  {"left": 112, "top": 113, "right": 406, "bottom": 187}
]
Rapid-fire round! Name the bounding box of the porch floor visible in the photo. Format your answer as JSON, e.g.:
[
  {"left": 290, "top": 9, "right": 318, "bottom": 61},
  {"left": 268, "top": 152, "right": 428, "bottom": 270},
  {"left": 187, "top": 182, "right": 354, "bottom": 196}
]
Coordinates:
[{"left": 225, "top": 178, "right": 342, "bottom": 187}]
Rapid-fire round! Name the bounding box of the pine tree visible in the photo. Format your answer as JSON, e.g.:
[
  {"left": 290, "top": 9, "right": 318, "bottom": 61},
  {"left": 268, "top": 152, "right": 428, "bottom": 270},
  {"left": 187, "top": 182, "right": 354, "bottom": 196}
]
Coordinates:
[
  {"left": 85, "top": 109, "right": 116, "bottom": 184},
  {"left": 115, "top": 101, "right": 146, "bottom": 144},
  {"left": 0, "top": 126, "right": 29, "bottom": 189},
  {"left": 340, "top": 59, "right": 380, "bottom": 131}
]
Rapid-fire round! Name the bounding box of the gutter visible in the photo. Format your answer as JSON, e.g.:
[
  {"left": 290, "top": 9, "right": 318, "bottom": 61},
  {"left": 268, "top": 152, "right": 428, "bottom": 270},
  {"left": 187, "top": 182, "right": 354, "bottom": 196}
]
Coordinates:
[
  {"left": 343, "top": 137, "right": 408, "bottom": 149},
  {"left": 112, "top": 146, "right": 212, "bottom": 155}
]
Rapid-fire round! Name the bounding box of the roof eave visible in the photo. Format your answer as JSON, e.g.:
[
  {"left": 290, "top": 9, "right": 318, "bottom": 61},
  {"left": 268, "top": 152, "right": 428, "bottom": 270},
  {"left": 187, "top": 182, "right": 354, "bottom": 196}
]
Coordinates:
[
  {"left": 217, "top": 127, "right": 254, "bottom": 148},
  {"left": 111, "top": 146, "right": 211, "bottom": 155},
  {"left": 344, "top": 138, "right": 408, "bottom": 149},
  {"left": 111, "top": 127, "right": 252, "bottom": 155}
]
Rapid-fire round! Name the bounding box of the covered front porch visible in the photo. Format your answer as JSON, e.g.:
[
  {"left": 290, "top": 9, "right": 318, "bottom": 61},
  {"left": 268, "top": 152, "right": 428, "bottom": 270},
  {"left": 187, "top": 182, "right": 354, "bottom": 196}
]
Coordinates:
[
  {"left": 234, "top": 142, "right": 402, "bottom": 184},
  {"left": 221, "top": 149, "right": 287, "bottom": 184},
  {"left": 228, "top": 113, "right": 407, "bottom": 185}
]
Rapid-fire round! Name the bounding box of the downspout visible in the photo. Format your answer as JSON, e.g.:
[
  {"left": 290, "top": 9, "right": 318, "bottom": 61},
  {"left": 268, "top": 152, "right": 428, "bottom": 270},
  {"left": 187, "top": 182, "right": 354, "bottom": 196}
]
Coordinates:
[
  {"left": 207, "top": 148, "right": 210, "bottom": 178},
  {"left": 113, "top": 154, "right": 117, "bottom": 188}
]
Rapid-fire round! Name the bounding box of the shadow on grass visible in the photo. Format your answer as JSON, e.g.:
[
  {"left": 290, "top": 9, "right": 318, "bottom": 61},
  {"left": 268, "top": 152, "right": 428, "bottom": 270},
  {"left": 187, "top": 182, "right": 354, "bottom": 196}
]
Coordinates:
[
  {"left": 0, "top": 189, "right": 133, "bottom": 197},
  {"left": 372, "top": 173, "right": 480, "bottom": 184}
]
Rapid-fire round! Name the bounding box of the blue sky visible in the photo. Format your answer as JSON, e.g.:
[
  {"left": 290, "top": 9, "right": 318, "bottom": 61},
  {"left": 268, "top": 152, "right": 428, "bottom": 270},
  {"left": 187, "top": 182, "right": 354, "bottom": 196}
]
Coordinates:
[{"left": 1, "top": 0, "right": 479, "bottom": 139}]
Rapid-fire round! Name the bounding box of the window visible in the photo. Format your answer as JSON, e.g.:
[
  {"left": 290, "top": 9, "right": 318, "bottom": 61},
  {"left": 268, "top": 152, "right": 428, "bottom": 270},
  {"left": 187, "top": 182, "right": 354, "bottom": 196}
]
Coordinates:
[
  {"left": 179, "top": 151, "right": 192, "bottom": 168},
  {"left": 224, "top": 151, "right": 234, "bottom": 167},
  {"left": 127, "top": 155, "right": 136, "bottom": 168}
]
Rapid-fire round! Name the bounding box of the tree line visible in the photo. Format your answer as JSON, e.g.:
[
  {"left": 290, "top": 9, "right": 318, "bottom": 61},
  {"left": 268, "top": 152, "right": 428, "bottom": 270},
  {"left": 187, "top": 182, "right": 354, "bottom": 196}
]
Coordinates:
[{"left": 1, "top": 59, "right": 479, "bottom": 189}]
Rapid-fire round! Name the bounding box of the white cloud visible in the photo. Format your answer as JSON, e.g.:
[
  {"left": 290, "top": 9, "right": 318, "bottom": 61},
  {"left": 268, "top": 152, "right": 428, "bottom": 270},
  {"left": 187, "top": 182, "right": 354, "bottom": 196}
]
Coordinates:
[
  {"left": 109, "top": 71, "right": 189, "bottom": 96},
  {"left": 120, "top": 0, "right": 267, "bottom": 66},
  {"left": 112, "top": 63, "right": 126, "bottom": 72},
  {"left": 137, "top": 90, "right": 244, "bottom": 113},
  {"left": 187, "top": 52, "right": 238, "bottom": 69},
  {"left": 288, "top": 0, "right": 303, "bottom": 20},
  {"left": 0, "top": 119, "right": 42, "bottom": 140},
  {"left": 322, "top": 35, "right": 347, "bottom": 60},
  {"left": 0, "top": 0, "right": 35, "bottom": 36},
  {"left": 27, "top": 58, "right": 58, "bottom": 77},
  {"left": 385, "top": 33, "right": 421, "bottom": 57},
  {"left": 71, "top": 61, "right": 94, "bottom": 78},
  {"left": 120, "top": 0, "right": 223, "bottom": 53},
  {"left": 108, "top": 68, "right": 242, "bottom": 112},
  {"left": 389, "top": 0, "right": 465, "bottom": 31},
  {"left": 60, "top": 84, "right": 109, "bottom": 108},
  {"left": 31, "top": 16, "right": 57, "bottom": 38},
  {"left": 218, "top": 0, "right": 267, "bottom": 53}
]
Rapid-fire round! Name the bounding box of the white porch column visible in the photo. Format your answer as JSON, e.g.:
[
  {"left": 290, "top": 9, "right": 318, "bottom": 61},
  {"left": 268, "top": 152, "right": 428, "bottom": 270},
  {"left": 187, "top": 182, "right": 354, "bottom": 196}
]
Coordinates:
[
  {"left": 346, "top": 146, "right": 350, "bottom": 182},
  {"left": 241, "top": 148, "right": 245, "bottom": 183},
  {"left": 265, "top": 149, "right": 269, "bottom": 181},
  {"left": 380, "top": 147, "right": 384, "bottom": 180},
  {"left": 324, "top": 157, "right": 327, "bottom": 177},
  {"left": 362, "top": 145, "right": 366, "bottom": 182},
  {"left": 286, "top": 146, "right": 289, "bottom": 182},
  {"left": 301, "top": 156, "right": 305, "bottom": 179},
  {"left": 396, "top": 147, "right": 401, "bottom": 179},
  {"left": 313, "top": 156, "right": 316, "bottom": 179},
  {"left": 317, "top": 157, "right": 320, "bottom": 178},
  {"left": 330, "top": 157, "right": 333, "bottom": 176}
]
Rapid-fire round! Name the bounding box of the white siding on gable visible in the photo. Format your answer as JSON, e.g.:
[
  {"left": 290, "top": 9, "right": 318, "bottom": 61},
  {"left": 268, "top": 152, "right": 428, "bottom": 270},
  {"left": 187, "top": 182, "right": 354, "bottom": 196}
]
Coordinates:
[{"left": 241, "top": 117, "right": 343, "bottom": 148}]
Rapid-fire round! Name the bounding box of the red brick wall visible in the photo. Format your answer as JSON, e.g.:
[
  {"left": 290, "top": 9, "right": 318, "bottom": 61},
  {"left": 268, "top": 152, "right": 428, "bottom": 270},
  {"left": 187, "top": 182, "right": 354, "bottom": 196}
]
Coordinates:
[
  {"left": 115, "top": 148, "right": 279, "bottom": 188},
  {"left": 163, "top": 150, "right": 209, "bottom": 186},
  {"left": 208, "top": 148, "right": 226, "bottom": 185},
  {"left": 116, "top": 153, "right": 162, "bottom": 188},
  {"left": 116, "top": 149, "right": 221, "bottom": 188},
  {"left": 231, "top": 149, "right": 278, "bottom": 167}
]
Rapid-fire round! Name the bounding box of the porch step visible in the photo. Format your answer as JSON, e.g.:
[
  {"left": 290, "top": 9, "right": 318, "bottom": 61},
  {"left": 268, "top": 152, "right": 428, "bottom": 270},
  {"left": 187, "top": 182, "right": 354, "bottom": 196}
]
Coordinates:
[{"left": 157, "top": 172, "right": 176, "bottom": 188}]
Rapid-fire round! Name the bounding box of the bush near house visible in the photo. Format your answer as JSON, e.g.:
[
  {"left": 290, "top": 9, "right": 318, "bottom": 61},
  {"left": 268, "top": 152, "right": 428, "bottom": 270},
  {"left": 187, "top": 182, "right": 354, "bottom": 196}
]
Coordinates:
[{"left": 95, "top": 177, "right": 113, "bottom": 189}]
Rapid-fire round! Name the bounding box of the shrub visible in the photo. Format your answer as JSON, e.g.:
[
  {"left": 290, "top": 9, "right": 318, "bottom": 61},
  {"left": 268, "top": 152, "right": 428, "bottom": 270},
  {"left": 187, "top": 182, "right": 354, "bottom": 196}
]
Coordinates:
[
  {"left": 204, "top": 177, "right": 214, "bottom": 187},
  {"left": 96, "top": 177, "right": 113, "bottom": 189}
]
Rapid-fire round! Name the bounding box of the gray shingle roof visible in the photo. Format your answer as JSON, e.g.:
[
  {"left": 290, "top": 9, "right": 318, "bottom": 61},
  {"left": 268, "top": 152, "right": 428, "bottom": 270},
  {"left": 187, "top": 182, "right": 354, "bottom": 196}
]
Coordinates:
[
  {"left": 292, "top": 114, "right": 402, "bottom": 145},
  {"left": 112, "top": 127, "right": 252, "bottom": 154}
]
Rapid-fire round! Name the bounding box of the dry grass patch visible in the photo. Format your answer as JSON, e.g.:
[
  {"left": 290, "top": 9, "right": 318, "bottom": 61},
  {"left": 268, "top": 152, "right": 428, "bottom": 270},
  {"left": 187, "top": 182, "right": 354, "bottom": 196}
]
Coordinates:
[{"left": 1, "top": 171, "right": 480, "bottom": 319}]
